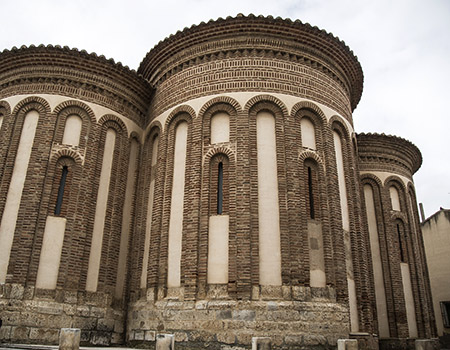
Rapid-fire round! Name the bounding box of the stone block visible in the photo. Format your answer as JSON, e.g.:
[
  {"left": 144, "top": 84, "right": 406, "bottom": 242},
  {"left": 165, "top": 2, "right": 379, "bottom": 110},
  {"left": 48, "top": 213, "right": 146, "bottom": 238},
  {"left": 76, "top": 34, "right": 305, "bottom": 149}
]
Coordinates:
[
  {"left": 135, "top": 330, "right": 145, "bottom": 340},
  {"left": 338, "top": 339, "right": 358, "bottom": 350},
  {"left": 174, "top": 331, "right": 188, "bottom": 342},
  {"left": 216, "top": 310, "right": 232, "bottom": 319},
  {"left": 10, "top": 284, "right": 24, "bottom": 299},
  {"left": 59, "top": 328, "right": 81, "bottom": 350},
  {"left": 114, "top": 319, "right": 124, "bottom": 333},
  {"left": 217, "top": 332, "right": 236, "bottom": 344},
  {"left": 145, "top": 330, "right": 156, "bottom": 341},
  {"left": 11, "top": 326, "right": 30, "bottom": 340},
  {"left": 232, "top": 310, "right": 256, "bottom": 321},
  {"left": 30, "top": 327, "right": 59, "bottom": 342},
  {"left": 91, "top": 331, "right": 111, "bottom": 346},
  {"left": 284, "top": 335, "right": 302, "bottom": 345},
  {"left": 156, "top": 333, "right": 175, "bottom": 350},
  {"left": 0, "top": 325, "right": 12, "bottom": 340},
  {"left": 64, "top": 291, "right": 78, "bottom": 304},
  {"left": 415, "top": 339, "right": 439, "bottom": 350},
  {"left": 252, "top": 337, "right": 271, "bottom": 350},
  {"left": 111, "top": 332, "right": 123, "bottom": 344},
  {"left": 97, "top": 318, "right": 115, "bottom": 332}
]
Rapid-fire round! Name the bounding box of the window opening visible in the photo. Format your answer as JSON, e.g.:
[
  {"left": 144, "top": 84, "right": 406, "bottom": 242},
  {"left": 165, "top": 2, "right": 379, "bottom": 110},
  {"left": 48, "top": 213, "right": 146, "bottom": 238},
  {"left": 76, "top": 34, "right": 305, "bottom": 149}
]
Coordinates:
[
  {"left": 217, "top": 162, "right": 223, "bottom": 215},
  {"left": 397, "top": 223, "right": 405, "bottom": 262},
  {"left": 55, "top": 166, "right": 68, "bottom": 215},
  {"left": 307, "top": 166, "right": 315, "bottom": 219},
  {"left": 441, "top": 301, "right": 450, "bottom": 328}
]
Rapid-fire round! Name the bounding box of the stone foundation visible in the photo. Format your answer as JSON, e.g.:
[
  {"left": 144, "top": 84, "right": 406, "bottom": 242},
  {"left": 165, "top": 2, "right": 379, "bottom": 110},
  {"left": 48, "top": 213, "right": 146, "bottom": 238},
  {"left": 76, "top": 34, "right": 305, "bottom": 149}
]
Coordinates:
[
  {"left": 0, "top": 283, "right": 124, "bottom": 345},
  {"left": 127, "top": 286, "right": 349, "bottom": 349}
]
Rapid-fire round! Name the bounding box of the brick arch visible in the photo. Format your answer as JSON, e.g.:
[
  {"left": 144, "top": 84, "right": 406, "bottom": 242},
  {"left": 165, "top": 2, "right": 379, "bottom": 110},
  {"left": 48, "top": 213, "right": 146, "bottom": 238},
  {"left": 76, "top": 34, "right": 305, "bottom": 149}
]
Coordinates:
[
  {"left": 98, "top": 114, "right": 127, "bottom": 135},
  {"left": 361, "top": 173, "right": 384, "bottom": 189},
  {"left": 12, "top": 96, "right": 51, "bottom": 115},
  {"left": 0, "top": 100, "right": 11, "bottom": 115},
  {"left": 165, "top": 105, "right": 196, "bottom": 127},
  {"left": 291, "top": 101, "right": 327, "bottom": 125},
  {"left": 298, "top": 150, "right": 324, "bottom": 166},
  {"left": 244, "top": 94, "right": 288, "bottom": 116},
  {"left": 204, "top": 146, "right": 235, "bottom": 162},
  {"left": 330, "top": 115, "right": 351, "bottom": 140},
  {"left": 50, "top": 149, "right": 83, "bottom": 166},
  {"left": 384, "top": 175, "right": 407, "bottom": 192},
  {"left": 144, "top": 120, "right": 163, "bottom": 142},
  {"left": 198, "top": 96, "right": 241, "bottom": 116},
  {"left": 129, "top": 131, "right": 142, "bottom": 144},
  {"left": 53, "top": 100, "right": 96, "bottom": 124}
]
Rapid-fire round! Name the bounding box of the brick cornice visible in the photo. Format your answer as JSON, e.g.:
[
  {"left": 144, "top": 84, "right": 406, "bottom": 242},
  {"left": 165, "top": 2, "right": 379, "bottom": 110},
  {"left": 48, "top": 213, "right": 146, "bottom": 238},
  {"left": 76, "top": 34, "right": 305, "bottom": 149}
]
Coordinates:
[
  {"left": 356, "top": 133, "right": 422, "bottom": 176},
  {"left": 139, "top": 14, "right": 363, "bottom": 111},
  {"left": 0, "top": 45, "right": 153, "bottom": 126}
]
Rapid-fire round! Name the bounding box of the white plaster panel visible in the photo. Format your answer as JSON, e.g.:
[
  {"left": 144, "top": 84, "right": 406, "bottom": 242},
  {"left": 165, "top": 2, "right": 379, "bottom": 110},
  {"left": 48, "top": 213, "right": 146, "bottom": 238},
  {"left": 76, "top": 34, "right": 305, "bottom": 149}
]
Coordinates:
[
  {"left": 167, "top": 122, "right": 188, "bottom": 288},
  {"left": 62, "top": 115, "right": 83, "bottom": 146},
  {"left": 256, "top": 111, "right": 282, "bottom": 286},
  {"left": 333, "top": 131, "right": 350, "bottom": 232},
  {"left": 115, "top": 138, "right": 139, "bottom": 299},
  {"left": 207, "top": 215, "right": 229, "bottom": 284},
  {"left": 364, "top": 184, "right": 390, "bottom": 337},
  {"left": 0, "top": 110, "right": 39, "bottom": 283},
  {"left": 401, "top": 262, "right": 418, "bottom": 337},
  {"left": 86, "top": 128, "right": 116, "bottom": 292},
  {"left": 35, "top": 216, "right": 67, "bottom": 289},
  {"left": 300, "top": 117, "right": 316, "bottom": 150},
  {"left": 389, "top": 186, "right": 401, "bottom": 211},
  {"left": 347, "top": 277, "right": 360, "bottom": 333},
  {"left": 308, "top": 221, "right": 326, "bottom": 287},
  {"left": 141, "top": 135, "right": 159, "bottom": 288},
  {"left": 210, "top": 112, "right": 230, "bottom": 144}
]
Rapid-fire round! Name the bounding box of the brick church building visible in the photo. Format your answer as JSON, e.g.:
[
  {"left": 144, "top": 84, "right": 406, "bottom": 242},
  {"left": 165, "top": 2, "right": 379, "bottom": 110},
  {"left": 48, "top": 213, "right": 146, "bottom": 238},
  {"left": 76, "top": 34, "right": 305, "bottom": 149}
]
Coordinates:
[{"left": 0, "top": 15, "right": 437, "bottom": 349}]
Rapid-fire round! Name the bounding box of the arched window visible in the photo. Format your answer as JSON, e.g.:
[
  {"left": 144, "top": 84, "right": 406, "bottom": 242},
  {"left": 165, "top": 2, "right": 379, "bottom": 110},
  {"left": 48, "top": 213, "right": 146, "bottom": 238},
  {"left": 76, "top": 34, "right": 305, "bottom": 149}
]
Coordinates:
[
  {"left": 62, "top": 115, "right": 83, "bottom": 146},
  {"left": 390, "top": 186, "right": 401, "bottom": 211},
  {"left": 217, "top": 162, "right": 223, "bottom": 214},
  {"left": 210, "top": 112, "right": 230, "bottom": 144},
  {"left": 54, "top": 166, "right": 68, "bottom": 215},
  {"left": 307, "top": 166, "right": 315, "bottom": 219},
  {"left": 300, "top": 117, "right": 316, "bottom": 150},
  {"left": 0, "top": 113, "right": 3, "bottom": 130},
  {"left": 396, "top": 220, "right": 407, "bottom": 263}
]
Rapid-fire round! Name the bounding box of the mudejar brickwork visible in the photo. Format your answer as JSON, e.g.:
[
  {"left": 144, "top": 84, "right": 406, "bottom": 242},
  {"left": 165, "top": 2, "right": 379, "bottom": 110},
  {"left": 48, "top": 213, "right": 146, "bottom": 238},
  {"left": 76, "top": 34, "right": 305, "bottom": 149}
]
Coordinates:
[{"left": 0, "top": 15, "right": 437, "bottom": 350}]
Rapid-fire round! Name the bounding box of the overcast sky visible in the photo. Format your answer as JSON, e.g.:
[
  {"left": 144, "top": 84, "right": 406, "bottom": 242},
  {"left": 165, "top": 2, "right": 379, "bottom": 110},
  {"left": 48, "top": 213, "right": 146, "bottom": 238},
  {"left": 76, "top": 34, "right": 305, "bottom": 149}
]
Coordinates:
[{"left": 1, "top": 0, "right": 449, "bottom": 218}]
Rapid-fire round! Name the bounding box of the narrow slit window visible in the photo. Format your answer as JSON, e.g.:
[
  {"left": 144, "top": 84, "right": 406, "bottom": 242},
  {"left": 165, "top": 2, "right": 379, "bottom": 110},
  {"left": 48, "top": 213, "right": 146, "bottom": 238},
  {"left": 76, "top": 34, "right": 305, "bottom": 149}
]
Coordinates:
[
  {"left": 55, "top": 166, "right": 68, "bottom": 215},
  {"left": 217, "top": 162, "right": 223, "bottom": 215},
  {"left": 307, "top": 166, "right": 315, "bottom": 219},
  {"left": 397, "top": 223, "right": 405, "bottom": 262}
]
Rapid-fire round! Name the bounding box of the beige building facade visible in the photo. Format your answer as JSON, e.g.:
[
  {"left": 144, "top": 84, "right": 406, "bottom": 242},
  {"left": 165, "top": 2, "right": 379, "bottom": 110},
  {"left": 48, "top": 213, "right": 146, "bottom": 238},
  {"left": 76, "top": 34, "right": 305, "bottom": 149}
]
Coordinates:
[
  {"left": 422, "top": 209, "right": 450, "bottom": 345},
  {"left": 0, "top": 15, "right": 437, "bottom": 349}
]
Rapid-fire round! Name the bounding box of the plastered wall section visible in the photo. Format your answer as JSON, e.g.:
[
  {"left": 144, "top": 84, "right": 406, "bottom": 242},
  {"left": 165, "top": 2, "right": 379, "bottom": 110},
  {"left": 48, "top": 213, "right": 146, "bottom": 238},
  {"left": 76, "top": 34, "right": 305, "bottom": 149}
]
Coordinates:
[{"left": 422, "top": 210, "right": 450, "bottom": 336}]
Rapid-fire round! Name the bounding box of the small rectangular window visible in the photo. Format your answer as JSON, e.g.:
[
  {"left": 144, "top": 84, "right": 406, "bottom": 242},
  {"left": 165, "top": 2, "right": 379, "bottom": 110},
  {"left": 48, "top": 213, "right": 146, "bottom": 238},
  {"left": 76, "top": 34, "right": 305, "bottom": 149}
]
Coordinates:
[{"left": 441, "top": 301, "right": 450, "bottom": 328}]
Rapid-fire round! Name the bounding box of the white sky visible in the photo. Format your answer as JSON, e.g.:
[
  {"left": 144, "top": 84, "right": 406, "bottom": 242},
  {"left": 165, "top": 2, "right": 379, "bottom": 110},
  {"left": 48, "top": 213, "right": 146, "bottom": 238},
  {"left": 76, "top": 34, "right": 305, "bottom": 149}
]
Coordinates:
[{"left": 1, "top": 0, "right": 449, "bottom": 218}]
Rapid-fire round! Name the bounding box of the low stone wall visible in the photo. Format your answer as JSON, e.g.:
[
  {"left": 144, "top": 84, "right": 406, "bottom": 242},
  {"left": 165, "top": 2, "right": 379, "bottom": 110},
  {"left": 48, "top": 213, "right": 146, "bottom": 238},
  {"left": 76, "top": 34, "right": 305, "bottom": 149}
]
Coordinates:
[
  {"left": 127, "top": 286, "right": 350, "bottom": 349},
  {"left": 0, "top": 283, "right": 124, "bottom": 345}
]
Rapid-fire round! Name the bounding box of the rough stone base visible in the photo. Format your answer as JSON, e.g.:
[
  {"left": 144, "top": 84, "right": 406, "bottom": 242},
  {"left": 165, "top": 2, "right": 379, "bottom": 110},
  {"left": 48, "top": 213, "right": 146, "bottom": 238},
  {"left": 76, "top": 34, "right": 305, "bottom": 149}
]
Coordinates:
[
  {"left": 127, "top": 286, "right": 349, "bottom": 349},
  {"left": 0, "top": 283, "right": 125, "bottom": 346}
]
